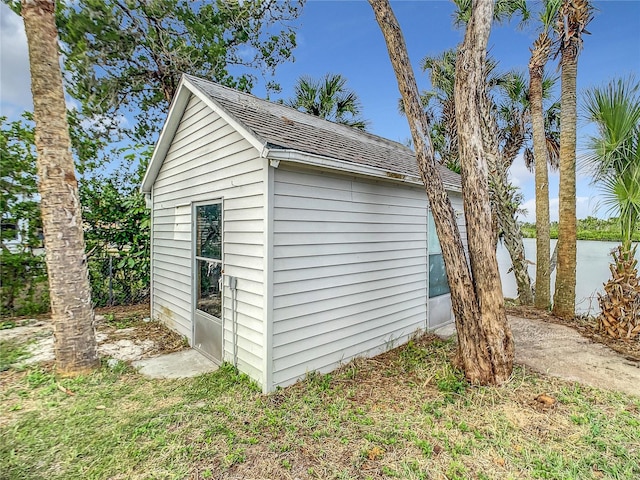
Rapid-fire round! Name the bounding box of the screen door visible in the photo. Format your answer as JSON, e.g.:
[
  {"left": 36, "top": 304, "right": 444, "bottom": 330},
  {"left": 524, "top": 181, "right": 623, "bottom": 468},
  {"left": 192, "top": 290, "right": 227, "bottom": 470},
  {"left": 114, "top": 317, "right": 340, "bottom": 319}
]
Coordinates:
[{"left": 193, "top": 202, "right": 223, "bottom": 362}]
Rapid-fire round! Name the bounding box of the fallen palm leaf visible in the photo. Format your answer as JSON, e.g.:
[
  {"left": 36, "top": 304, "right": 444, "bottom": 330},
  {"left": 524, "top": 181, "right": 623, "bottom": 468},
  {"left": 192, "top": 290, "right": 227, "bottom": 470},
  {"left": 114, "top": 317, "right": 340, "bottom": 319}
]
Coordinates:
[
  {"left": 535, "top": 393, "right": 556, "bottom": 406},
  {"left": 57, "top": 383, "right": 74, "bottom": 396}
]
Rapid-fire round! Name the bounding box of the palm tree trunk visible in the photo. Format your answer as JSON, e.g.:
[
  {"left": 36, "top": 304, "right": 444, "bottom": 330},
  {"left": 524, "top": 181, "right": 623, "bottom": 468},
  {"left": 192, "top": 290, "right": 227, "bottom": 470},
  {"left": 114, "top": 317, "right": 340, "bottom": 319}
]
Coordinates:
[
  {"left": 22, "top": 0, "right": 99, "bottom": 375},
  {"left": 488, "top": 163, "right": 534, "bottom": 305},
  {"left": 500, "top": 209, "right": 534, "bottom": 304},
  {"left": 553, "top": 48, "right": 578, "bottom": 318},
  {"left": 549, "top": 240, "right": 559, "bottom": 273},
  {"left": 477, "top": 71, "right": 534, "bottom": 305},
  {"left": 368, "top": 0, "right": 513, "bottom": 385},
  {"left": 529, "top": 57, "right": 551, "bottom": 309}
]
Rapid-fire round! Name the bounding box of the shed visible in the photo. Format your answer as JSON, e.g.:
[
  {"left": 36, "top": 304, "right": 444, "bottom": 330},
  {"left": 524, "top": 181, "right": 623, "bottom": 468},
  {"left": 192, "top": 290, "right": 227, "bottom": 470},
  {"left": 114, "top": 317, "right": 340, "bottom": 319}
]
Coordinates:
[{"left": 141, "top": 74, "right": 466, "bottom": 392}]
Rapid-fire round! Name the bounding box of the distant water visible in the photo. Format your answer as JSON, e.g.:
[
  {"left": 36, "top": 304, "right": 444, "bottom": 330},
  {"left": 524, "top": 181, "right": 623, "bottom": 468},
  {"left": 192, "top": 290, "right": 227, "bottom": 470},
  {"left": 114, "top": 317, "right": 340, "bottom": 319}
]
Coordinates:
[{"left": 497, "top": 238, "right": 639, "bottom": 315}]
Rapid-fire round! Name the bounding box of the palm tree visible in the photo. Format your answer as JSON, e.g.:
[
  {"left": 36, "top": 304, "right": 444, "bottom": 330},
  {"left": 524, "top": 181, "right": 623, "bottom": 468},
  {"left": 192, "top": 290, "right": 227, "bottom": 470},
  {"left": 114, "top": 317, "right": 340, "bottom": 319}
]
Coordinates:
[
  {"left": 583, "top": 77, "right": 640, "bottom": 339},
  {"left": 420, "top": 52, "right": 537, "bottom": 305},
  {"left": 553, "top": 0, "right": 593, "bottom": 319},
  {"left": 21, "top": 0, "right": 99, "bottom": 374},
  {"left": 491, "top": 71, "right": 559, "bottom": 307},
  {"left": 529, "top": 0, "right": 561, "bottom": 310},
  {"left": 287, "top": 74, "right": 368, "bottom": 129},
  {"left": 447, "top": 1, "right": 535, "bottom": 305},
  {"left": 419, "top": 50, "right": 459, "bottom": 172}
]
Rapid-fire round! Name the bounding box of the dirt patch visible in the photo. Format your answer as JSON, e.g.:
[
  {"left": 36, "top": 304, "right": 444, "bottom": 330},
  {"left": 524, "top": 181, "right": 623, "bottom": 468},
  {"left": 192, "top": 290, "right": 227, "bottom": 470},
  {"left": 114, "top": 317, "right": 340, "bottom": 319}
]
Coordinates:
[
  {"left": 0, "top": 305, "right": 187, "bottom": 366},
  {"left": 507, "top": 305, "right": 640, "bottom": 362},
  {"left": 95, "top": 315, "right": 187, "bottom": 357}
]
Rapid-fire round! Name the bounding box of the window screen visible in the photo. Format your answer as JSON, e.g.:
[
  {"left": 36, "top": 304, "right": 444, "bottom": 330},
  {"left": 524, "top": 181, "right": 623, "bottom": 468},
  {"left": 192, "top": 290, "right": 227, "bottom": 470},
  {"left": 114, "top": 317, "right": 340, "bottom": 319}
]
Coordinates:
[{"left": 428, "top": 212, "right": 450, "bottom": 298}]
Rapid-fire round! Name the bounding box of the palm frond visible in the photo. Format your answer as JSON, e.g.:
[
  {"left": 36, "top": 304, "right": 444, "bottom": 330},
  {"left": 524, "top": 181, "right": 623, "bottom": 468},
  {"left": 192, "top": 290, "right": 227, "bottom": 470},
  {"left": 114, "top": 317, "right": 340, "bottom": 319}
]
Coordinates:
[
  {"left": 545, "top": 135, "right": 560, "bottom": 170},
  {"left": 555, "top": 0, "right": 594, "bottom": 57},
  {"left": 454, "top": 0, "right": 530, "bottom": 27},
  {"left": 287, "top": 73, "right": 368, "bottom": 130},
  {"left": 524, "top": 147, "right": 535, "bottom": 171},
  {"left": 539, "top": 0, "right": 562, "bottom": 29},
  {"left": 583, "top": 75, "right": 640, "bottom": 247},
  {"left": 541, "top": 72, "right": 558, "bottom": 101},
  {"left": 582, "top": 75, "right": 640, "bottom": 180}
]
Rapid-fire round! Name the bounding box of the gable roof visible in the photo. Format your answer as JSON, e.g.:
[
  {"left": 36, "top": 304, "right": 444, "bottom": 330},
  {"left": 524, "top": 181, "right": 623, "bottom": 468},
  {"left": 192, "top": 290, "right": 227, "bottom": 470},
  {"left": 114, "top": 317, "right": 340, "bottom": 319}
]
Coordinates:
[{"left": 141, "top": 74, "right": 461, "bottom": 193}]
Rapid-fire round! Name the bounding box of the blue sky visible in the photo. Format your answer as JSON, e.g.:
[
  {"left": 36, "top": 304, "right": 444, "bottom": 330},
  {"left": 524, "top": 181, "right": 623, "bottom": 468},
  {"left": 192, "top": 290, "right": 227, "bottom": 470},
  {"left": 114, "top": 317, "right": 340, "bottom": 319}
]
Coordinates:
[{"left": 2, "top": 0, "right": 639, "bottom": 221}]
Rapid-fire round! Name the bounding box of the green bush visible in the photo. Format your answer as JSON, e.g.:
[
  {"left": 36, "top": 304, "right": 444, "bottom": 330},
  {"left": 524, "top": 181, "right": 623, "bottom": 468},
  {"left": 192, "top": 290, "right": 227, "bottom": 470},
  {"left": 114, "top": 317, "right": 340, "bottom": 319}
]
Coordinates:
[
  {"left": 0, "top": 250, "right": 49, "bottom": 316},
  {"left": 87, "top": 253, "right": 149, "bottom": 308}
]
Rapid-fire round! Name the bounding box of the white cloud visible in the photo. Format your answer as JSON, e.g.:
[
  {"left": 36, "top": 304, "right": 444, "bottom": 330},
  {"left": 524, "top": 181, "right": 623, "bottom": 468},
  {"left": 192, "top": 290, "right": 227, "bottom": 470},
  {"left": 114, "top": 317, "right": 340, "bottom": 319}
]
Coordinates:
[
  {"left": 80, "top": 113, "right": 128, "bottom": 133},
  {"left": 0, "top": 4, "right": 32, "bottom": 116},
  {"left": 517, "top": 197, "right": 537, "bottom": 223},
  {"left": 0, "top": 6, "right": 79, "bottom": 118},
  {"left": 507, "top": 152, "right": 534, "bottom": 189}
]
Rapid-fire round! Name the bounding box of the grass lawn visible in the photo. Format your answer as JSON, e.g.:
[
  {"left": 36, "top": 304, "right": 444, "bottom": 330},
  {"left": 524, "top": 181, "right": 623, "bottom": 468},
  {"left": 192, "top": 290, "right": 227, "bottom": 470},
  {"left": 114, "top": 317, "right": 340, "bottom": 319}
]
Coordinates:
[{"left": 1, "top": 334, "right": 639, "bottom": 480}]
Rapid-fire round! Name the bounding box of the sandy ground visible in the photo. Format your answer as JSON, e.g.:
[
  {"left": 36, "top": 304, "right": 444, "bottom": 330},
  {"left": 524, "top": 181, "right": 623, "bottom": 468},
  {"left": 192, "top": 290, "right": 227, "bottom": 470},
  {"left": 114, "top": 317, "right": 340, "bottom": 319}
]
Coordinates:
[
  {"left": 1, "top": 314, "right": 186, "bottom": 366},
  {"left": 3, "top": 314, "right": 639, "bottom": 397}
]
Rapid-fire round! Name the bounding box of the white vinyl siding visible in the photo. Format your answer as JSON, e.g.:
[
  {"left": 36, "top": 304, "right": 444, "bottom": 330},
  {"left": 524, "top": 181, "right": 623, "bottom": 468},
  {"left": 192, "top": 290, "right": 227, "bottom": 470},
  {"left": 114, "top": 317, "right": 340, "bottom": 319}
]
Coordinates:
[
  {"left": 427, "top": 191, "right": 466, "bottom": 328},
  {"left": 151, "top": 94, "right": 265, "bottom": 383},
  {"left": 449, "top": 192, "right": 467, "bottom": 251},
  {"left": 270, "top": 167, "right": 429, "bottom": 388}
]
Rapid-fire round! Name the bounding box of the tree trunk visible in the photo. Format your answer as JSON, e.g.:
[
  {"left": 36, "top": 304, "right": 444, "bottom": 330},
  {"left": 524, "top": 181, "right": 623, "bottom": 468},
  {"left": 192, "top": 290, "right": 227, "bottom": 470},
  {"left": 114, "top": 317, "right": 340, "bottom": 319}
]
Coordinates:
[
  {"left": 368, "top": 0, "right": 513, "bottom": 385},
  {"left": 529, "top": 36, "right": 552, "bottom": 310},
  {"left": 549, "top": 239, "right": 559, "bottom": 273},
  {"left": 489, "top": 168, "right": 534, "bottom": 305},
  {"left": 477, "top": 66, "right": 534, "bottom": 306},
  {"left": 553, "top": 47, "right": 578, "bottom": 319},
  {"left": 496, "top": 141, "right": 534, "bottom": 307},
  {"left": 453, "top": 0, "right": 514, "bottom": 380},
  {"left": 22, "top": 0, "right": 99, "bottom": 375},
  {"left": 500, "top": 209, "right": 534, "bottom": 304}
]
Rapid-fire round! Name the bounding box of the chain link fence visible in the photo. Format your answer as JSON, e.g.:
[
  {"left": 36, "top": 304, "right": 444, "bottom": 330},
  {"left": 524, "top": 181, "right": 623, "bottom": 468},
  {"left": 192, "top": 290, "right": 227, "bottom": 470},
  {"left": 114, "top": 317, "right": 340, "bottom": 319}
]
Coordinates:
[
  {"left": 87, "top": 253, "right": 149, "bottom": 308},
  {"left": 1, "top": 250, "right": 149, "bottom": 317}
]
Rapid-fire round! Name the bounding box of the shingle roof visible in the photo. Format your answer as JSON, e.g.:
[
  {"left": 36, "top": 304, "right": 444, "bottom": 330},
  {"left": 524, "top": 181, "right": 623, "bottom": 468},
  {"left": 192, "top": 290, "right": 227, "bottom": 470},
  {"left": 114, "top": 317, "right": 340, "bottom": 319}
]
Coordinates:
[{"left": 185, "top": 75, "right": 461, "bottom": 189}]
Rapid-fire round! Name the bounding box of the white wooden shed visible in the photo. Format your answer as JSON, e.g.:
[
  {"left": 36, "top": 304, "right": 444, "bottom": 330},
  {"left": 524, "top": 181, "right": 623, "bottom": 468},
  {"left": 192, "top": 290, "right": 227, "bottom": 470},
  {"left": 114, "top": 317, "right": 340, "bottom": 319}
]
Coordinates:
[{"left": 141, "top": 74, "right": 466, "bottom": 392}]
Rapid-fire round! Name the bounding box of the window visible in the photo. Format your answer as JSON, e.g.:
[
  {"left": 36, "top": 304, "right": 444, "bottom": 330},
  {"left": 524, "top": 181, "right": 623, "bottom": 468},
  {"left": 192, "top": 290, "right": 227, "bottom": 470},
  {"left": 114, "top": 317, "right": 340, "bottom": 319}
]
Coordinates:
[
  {"left": 428, "top": 212, "right": 450, "bottom": 298},
  {"left": 1, "top": 219, "right": 18, "bottom": 241},
  {"left": 195, "top": 203, "right": 222, "bottom": 318}
]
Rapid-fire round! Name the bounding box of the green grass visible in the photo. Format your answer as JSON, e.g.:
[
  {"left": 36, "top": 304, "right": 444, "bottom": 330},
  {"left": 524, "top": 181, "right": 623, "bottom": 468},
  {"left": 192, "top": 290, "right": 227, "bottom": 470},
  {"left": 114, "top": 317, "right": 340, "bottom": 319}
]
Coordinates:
[
  {"left": 1, "top": 335, "right": 639, "bottom": 480},
  {"left": 520, "top": 217, "right": 640, "bottom": 242},
  {"left": 0, "top": 320, "right": 17, "bottom": 330},
  {"left": 103, "top": 312, "right": 142, "bottom": 329},
  {"left": 0, "top": 339, "right": 30, "bottom": 372}
]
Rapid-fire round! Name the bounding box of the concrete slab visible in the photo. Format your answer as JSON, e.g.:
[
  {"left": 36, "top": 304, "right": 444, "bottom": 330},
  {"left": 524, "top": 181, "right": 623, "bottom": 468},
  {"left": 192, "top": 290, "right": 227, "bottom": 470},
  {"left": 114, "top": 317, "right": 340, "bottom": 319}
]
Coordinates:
[
  {"left": 430, "top": 315, "right": 640, "bottom": 397},
  {"left": 432, "top": 322, "right": 457, "bottom": 339},
  {"left": 132, "top": 349, "right": 218, "bottom": 379},
  {"left": 509, "top": 316, "right": 640, "bottom": 397}
]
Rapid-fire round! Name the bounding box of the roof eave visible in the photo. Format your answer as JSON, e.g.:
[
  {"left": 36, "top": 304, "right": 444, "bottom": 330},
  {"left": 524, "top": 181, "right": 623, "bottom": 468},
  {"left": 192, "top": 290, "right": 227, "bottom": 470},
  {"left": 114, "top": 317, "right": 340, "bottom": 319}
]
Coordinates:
[
  {"left": 140, "top": 76, "right": 191, "bottom": 194},
  {"left": 442, "top": 181, "right": 462, "bottom": 193},
  {"left": 267, "top": 148, "right": 461, "bottom": 192}
]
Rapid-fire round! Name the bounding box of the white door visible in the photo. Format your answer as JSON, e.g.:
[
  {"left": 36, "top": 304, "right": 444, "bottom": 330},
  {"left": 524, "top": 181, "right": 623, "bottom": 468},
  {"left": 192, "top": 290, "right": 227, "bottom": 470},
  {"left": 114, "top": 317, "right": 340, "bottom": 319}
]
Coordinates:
[{"left": 193, "top": 202, "right": 223, "bottom": 362}]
